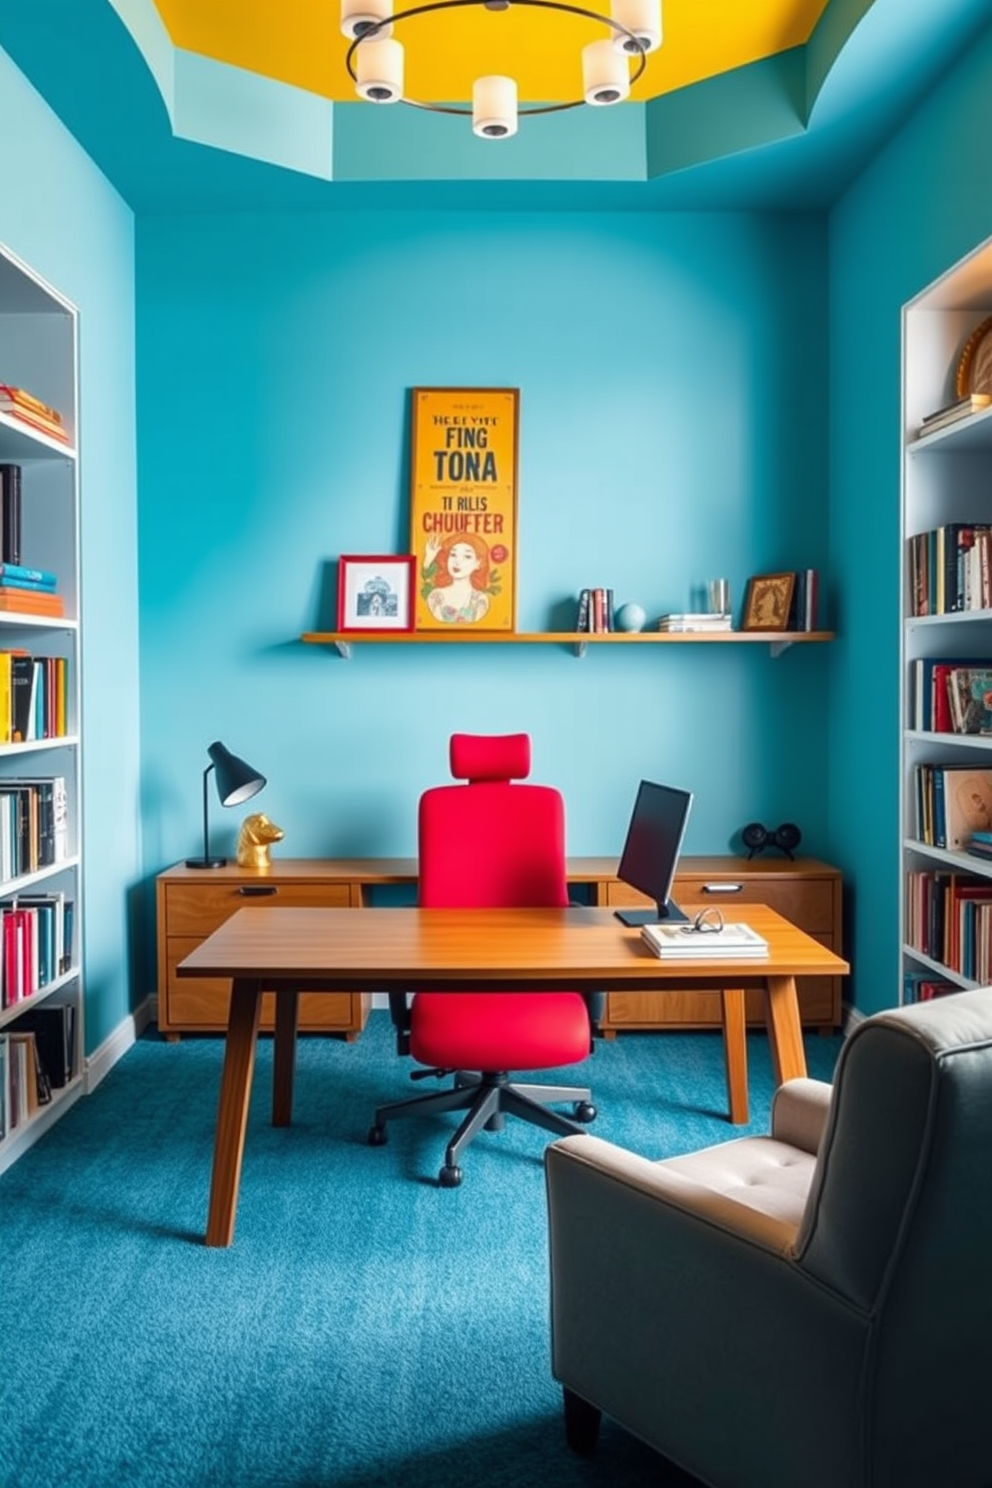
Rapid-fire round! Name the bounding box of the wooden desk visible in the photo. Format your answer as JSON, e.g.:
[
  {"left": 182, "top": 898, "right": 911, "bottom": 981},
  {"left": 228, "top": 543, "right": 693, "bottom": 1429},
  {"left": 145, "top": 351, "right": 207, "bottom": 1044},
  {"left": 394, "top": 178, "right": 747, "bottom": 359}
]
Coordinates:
[
  {"left": 177, "top": 903, "right": 848, "bottom": 1247},
  {"left": 157, "top": 855, "right": 844, "bottom": 1036}
]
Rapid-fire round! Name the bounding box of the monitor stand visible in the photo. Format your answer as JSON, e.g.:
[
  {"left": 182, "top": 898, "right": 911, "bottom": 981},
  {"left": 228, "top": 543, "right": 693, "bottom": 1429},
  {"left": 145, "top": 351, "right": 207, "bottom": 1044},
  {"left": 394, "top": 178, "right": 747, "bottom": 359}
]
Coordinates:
[{"left": 614, "top": 898, "right": 689, "bottom": 928}]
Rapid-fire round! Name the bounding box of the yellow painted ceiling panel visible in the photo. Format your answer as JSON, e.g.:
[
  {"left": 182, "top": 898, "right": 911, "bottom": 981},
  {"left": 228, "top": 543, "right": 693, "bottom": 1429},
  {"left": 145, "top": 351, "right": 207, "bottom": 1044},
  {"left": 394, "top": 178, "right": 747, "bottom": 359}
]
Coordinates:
[{"left": 152, "top": 0, "right": 829, "bottom": 104}]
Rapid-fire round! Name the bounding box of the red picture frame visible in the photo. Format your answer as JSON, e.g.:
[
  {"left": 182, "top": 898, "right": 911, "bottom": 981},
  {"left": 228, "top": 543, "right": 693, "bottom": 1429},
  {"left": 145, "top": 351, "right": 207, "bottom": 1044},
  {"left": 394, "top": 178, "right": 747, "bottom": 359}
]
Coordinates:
[{"left": 337, "top": 554, "right": 416, "bottom": 632}]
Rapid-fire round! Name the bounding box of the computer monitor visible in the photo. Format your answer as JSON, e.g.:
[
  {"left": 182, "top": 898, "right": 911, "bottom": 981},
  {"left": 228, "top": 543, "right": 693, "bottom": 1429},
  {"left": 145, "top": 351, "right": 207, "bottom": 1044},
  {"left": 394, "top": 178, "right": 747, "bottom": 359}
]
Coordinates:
[{"left": 614, "top": 780, "right": 694, "bottom": 927}]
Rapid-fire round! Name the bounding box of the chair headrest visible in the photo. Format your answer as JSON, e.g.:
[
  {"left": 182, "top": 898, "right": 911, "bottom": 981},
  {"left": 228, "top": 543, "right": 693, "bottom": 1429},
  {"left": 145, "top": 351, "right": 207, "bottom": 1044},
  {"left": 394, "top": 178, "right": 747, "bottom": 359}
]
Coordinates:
[{"left": 450, "top": 733, "right": 531, "bottom": 783}]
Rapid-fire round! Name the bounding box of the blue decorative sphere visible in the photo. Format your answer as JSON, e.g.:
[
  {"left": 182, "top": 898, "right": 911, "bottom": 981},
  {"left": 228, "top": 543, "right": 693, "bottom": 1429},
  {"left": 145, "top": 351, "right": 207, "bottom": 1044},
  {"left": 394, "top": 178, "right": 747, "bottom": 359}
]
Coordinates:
[{"left": 615, "top": 602, "right": 646, "bottom": 633}]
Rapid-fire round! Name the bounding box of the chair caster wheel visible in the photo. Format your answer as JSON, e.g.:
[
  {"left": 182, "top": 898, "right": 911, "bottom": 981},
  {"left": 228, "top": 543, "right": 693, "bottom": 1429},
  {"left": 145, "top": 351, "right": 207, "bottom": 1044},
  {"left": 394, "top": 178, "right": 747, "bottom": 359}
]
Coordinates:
[
  {"left": 573, "top": 1101, "right": 597, "bottom": 1123},
  {"left": 368, "top": 1124, "right": 388, "bottom": 1146},
  {"left": 439, "top": 1164, "right": 463, "bottom": 1187}
]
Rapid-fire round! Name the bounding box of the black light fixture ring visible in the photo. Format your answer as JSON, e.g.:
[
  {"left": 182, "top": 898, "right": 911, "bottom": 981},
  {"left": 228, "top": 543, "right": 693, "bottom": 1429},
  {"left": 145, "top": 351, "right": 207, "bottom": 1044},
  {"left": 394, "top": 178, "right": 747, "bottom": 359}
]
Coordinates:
[{"left": 345, "top": 0, "right": 648, "bottom": 115}]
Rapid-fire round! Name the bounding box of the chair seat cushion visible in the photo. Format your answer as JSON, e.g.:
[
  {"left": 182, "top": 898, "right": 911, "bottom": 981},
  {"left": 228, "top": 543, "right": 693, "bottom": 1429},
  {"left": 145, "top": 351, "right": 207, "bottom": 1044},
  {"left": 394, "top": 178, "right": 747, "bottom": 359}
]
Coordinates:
[
  {"left": 410, "top": 992, "right": 591, "bottom": 1071},
  {"left": 659, "top": 1135, "right": 817, "bottom": 1229}
]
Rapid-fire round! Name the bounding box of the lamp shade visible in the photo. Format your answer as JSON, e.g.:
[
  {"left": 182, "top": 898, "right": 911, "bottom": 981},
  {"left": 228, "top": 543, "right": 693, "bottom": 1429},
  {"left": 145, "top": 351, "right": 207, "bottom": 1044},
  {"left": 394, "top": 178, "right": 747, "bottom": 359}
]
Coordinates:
[
  {"left": 208, "top": 741, "right": 266, "bottom": 807},
  {"left": 582, "top": 39, "right": 630, "bottom": 105},
  {"left": 341, "top": 0, "right": 393, "bottom": 40},
  {"left": 472, "top": 76, "right": 517, "bottom": 139},
  {"left": 356, "top": 38, "right": 404, "bottom": 101},
  {"left": 611, "top": 0, "right": 662, "bottom": 53}
]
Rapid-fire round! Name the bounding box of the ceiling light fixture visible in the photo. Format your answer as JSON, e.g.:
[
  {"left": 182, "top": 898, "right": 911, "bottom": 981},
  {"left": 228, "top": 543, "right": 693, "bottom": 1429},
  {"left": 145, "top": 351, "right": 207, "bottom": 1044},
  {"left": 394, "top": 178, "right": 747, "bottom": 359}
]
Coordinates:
[{"left": 342, "top": 0, "right": 661, "bottom": 138}]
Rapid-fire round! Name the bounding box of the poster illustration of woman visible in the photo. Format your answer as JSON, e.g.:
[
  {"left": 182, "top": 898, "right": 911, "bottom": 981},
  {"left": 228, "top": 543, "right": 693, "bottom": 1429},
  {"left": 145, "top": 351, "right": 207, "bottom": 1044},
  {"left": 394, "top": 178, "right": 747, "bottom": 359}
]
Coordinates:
[{"left": 420, "top": 532, "right": 501, "bottom": 624}]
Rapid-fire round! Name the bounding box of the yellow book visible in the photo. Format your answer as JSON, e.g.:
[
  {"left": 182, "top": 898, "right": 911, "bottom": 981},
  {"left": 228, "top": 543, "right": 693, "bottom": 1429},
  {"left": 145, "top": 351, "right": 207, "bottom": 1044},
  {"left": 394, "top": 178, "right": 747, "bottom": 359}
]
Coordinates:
[{"left": 0, "top": 651, "right": 13, "bottom": 744}]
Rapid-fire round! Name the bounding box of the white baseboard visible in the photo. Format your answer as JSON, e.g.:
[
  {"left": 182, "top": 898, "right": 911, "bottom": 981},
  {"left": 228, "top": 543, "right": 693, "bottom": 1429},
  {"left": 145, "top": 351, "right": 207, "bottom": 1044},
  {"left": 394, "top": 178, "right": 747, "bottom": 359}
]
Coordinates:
[{"left": 84, "top": 995, "right": 156, "bottom": 1094}]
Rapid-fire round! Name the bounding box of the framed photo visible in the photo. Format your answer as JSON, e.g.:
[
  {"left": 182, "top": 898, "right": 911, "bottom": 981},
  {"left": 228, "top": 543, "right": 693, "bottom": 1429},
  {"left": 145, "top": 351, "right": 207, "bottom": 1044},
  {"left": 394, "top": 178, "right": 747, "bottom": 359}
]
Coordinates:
[
  {"left": 409, "top": 387, "right": 519, "bottom": 632},
  {"left": 741, "top": 572, "right": 796, "bottom": 632},
  {"left": 337, "top": 555, "right": 415, "bottom": 632}
]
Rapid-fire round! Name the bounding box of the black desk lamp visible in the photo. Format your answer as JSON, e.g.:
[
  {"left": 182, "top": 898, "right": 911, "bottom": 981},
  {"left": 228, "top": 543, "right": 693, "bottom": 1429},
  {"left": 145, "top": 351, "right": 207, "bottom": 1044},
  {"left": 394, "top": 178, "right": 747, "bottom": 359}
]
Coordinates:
[{"left": 185, "top": 740, "right": 267, "bottom": 869}]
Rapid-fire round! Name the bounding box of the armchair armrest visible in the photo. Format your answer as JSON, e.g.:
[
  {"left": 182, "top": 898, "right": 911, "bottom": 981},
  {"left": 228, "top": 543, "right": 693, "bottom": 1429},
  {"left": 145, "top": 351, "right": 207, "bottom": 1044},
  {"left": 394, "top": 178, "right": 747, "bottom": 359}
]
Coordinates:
[{"left": 770, "top": 1077, "right": 832, "bottom": 1154}]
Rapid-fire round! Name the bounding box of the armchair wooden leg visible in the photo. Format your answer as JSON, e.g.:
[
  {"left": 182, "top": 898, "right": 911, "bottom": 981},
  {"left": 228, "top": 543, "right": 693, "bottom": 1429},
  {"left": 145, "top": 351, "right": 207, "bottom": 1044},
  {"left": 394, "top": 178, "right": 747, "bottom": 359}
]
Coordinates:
[{"left": 563, "top": 1387, "right": 602, "bottom": 1455}]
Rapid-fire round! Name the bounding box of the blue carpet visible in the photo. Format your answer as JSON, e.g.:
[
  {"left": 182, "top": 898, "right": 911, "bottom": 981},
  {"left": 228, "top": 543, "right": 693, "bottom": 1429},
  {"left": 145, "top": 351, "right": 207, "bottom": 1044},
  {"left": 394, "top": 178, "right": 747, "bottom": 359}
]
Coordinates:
[{"left": 0, "top": 1014, "right": 842, "bottom": 1488}]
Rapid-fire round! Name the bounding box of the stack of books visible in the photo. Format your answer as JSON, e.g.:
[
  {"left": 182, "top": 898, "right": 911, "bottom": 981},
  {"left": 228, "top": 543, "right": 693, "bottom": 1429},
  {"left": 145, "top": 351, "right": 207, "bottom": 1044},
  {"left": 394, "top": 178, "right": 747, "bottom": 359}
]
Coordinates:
[
  {"left": 0, "top": 384, "right": 71, "bottom": 445},
  {"left": 0, "top": 564, "right": 63, "bottom": 617},
  {"left": 657, "top": 612, "right": 732, "bottom": 633},
  {"left": 641, "top": 920, "right": 769, "bottom": 958},
  {"left": 916, "top": 392, "right": 992, "bottom": 439},
  {"left": 575, "top": 587, "right": 614, "bottom": 632}
]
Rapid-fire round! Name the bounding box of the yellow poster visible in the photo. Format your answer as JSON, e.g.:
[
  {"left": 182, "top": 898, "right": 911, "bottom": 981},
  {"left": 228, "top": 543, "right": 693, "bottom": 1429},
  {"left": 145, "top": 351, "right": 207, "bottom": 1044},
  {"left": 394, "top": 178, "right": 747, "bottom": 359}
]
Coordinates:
[{"left": 409, "top": 387, "right": 519, "bottom": 631}]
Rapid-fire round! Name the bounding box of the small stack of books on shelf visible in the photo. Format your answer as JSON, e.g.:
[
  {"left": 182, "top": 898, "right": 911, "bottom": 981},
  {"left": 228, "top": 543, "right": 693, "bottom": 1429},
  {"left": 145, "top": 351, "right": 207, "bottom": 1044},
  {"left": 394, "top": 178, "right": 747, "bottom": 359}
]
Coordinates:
[
  {"left": 915, "top": 391, "right": 992, "bottom": 439},
  {"left": 0, "top": 385, "right": 71, "bottom": 446},
  {"left": 575, "top": 588, "right": 615, "bottom": 633},
  {"left": 786, "top": 569, "right": 819, "bottom": 631},
  {"left": 656, "top": 612, "right": 732, "bottom": 633},
  {"left": 640, "top": 920, "right": 769, "bottom": 958},
  {"left": 0, "top": 463, "right": 64, "bottom": 617}
]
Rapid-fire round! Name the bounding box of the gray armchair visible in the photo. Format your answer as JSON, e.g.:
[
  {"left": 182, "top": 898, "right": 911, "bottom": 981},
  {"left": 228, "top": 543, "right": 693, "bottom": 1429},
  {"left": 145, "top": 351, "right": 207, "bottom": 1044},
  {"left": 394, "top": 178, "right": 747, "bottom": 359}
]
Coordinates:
[{"left": 545, "top": 988, "right": 992, "bottom": 1488}]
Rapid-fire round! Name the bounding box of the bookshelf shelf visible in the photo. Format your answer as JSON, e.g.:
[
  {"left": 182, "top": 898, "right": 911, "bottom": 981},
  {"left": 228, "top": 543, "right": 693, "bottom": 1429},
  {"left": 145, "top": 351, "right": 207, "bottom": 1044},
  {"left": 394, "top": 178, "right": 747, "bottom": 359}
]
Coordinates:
[
  {"left": 302, "top": 629, "right": 835, "bottom": 659},
  {"left": 0, "top": 242, "right": 83, "bottom": 1173}
]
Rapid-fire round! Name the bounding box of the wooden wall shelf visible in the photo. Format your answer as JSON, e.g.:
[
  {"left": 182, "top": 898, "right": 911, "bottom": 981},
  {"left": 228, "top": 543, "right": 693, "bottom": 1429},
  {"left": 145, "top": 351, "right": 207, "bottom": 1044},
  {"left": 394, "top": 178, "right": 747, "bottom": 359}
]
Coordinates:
[{"left": 301, "top": 630, "right": 835, "bottom": 659}]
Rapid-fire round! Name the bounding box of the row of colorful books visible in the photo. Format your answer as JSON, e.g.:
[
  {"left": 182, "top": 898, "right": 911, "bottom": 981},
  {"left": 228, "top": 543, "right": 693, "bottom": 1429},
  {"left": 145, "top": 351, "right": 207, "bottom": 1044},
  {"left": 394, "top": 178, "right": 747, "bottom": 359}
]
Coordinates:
[
  {"left": 902, "top": 971, "right": 959, "bottom": 1003},
  {"left": 575, "top": 588, "right": 615, "bottom": 633},
  {"left": 0, "top": 778, "right": 69, "bottom": 883},
  {"left": 0, "top": 892, "right": 74, "bottom": 1008},
  {"left": 0, "top": 385, "right": 71, "bottom": 446},
  {"left": 905, "top": 869, "right": 992, "bottom": 980},
  {"left": 0, "top": 1002, "right": 76, "bottom": 1139},
  {"left": 0, "top": 652, "right": 69, "bottom": 744},
  {"left": 910, "top": 657, "right": 992, "bottom": 734},
  {"left": 913, "top": 764, "right": 992, "bottom": 851},
  {"left": 907, "top": 522, "right": 992, "bottom": 617}
]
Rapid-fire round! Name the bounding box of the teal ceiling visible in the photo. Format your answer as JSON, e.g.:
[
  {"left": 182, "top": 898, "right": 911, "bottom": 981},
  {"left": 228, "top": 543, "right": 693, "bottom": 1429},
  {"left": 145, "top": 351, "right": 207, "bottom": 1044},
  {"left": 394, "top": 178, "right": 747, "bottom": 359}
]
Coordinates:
[{"left": 0, "top": 0, "right": 989, "bottom": 212}]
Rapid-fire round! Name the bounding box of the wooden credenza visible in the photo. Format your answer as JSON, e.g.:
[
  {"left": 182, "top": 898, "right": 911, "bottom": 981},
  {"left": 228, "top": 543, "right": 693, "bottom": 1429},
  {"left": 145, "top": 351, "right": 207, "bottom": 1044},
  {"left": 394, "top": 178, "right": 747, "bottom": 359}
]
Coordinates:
[
  {"left": 586, "top": 855, "right": 843, "bottom": 1034},
  {"left": 156, "top": 855, "right": 844, "bottom": 1037}
]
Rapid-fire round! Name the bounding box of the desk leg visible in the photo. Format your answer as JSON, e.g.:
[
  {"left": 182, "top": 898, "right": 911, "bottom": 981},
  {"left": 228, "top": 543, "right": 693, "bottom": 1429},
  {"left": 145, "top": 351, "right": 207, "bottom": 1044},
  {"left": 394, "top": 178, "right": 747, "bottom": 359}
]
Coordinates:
[
  {"left": 720, "top": 988, "right": 749, "bottom": 1125},
  {"left": 205, "top": 977, "right": 262, "bottom": 1249},
  {"left": 273, "top": 989, "right": 299, "bottom": 1128},
  {"left": 765, "top": 975, "right": 808, "bottom": 1086}
]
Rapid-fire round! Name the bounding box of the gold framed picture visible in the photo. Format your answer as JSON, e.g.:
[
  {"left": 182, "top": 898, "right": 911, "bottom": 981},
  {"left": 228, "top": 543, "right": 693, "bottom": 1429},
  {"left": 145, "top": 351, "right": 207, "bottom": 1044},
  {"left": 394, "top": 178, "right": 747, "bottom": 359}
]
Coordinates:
[
  {"left": 409, "top": 387, "right": 519, "bottom": 631},
  {"left": 741, "top": 572, "right": 796, "bottom": 632}
]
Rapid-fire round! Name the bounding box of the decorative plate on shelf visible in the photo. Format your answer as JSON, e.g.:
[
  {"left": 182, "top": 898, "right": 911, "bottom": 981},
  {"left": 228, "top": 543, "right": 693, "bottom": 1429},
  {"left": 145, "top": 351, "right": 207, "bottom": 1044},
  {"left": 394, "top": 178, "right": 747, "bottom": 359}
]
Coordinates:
[{"left": 956, "top": 315, "right": 992, "bottom": 396}]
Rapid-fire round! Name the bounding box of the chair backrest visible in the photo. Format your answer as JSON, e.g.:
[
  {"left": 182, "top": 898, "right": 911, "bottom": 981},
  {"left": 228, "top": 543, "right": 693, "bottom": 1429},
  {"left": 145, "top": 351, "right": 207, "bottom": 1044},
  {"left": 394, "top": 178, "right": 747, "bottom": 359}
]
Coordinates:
[
  {"left": 418, "top": 732, "right": 569, "bottom": 910},
  {"left": 795, "top": 987, "right": 992, "bottom": 1484}
]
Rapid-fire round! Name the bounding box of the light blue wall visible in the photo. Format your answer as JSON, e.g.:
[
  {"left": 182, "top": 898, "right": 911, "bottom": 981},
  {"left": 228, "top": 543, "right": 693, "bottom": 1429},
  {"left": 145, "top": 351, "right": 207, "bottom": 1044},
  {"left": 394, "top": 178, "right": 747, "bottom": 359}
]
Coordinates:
[
  {"left": 135, "top": 208, "right": 831, "bottom": 982},
  {"left": 0, "top": 48, "right": 140, "bottom": 1052},
  {"left": 827, "top": 26, "right": 992, "bottom": 1015}
]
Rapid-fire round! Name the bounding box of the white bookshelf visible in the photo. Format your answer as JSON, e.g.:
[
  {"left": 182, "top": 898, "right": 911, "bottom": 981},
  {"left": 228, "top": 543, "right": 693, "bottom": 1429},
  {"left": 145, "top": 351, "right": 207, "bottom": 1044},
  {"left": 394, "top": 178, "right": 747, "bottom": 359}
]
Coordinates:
[
  {"left": 901, "top": 231, "right": 992, "bottom": 1001},
  {"left": 0, "top": 243, "right": 84, "bottom": 1172}
]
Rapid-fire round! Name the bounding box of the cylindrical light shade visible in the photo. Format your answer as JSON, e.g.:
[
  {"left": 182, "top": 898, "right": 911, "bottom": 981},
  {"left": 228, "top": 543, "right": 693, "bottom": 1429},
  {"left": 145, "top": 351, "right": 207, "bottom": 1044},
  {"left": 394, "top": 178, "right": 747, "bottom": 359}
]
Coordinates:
[
  {"left": 611, "top": 0, "right": 662, "bottom": 54},
  {"left": 472, "top": 76, "right": 518, "bottom": 139},
  {"left": 582, "top": 40, "right": 630, "bottom": 105},
  {"left": 356, "top": 38, "right": 404, "bottom": 101},
  {"left": 207, "top": 741, "right": 266, "bottom": 807},
  {"left": 341, "top": 0, "right": 392, "bottom": 41}
]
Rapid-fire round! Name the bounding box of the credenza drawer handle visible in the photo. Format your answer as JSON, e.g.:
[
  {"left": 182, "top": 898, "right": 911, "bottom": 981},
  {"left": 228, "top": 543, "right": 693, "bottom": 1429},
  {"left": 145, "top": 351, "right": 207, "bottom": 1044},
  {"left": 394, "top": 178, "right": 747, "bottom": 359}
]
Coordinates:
[
  {"left": 238, "top": 885, "right": 278, "bottom": 897},
  {"left": 702, "top": 883, "right": 744, "bottom": 894}
]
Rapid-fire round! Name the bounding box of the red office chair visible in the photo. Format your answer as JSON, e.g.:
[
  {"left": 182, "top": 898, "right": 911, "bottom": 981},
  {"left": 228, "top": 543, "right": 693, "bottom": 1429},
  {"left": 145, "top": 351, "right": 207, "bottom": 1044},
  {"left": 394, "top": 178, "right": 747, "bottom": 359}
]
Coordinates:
[{"left": 368, "top": 733, "right": 597, "bottom": 1187}]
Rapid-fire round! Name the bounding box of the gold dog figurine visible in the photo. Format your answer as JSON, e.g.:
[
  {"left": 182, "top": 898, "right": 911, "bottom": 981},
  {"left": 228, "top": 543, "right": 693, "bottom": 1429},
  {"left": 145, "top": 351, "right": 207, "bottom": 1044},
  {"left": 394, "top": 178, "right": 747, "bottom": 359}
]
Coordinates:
[{"left": 236, "top": 812, "right": 285, "bottom": 870}]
